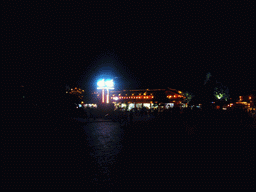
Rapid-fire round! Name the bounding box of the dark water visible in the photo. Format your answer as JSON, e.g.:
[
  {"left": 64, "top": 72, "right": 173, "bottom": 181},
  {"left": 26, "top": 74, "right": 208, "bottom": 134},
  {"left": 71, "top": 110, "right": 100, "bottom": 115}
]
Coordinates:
[
  {"left": 3, "top": 108, "right": 255, "bottom": 189},
  {"left": 82, "top": 121, "right": 124, "bottom": 186},
  {"left": 78, "top": 112, "right": 255, "bottom": 189}
]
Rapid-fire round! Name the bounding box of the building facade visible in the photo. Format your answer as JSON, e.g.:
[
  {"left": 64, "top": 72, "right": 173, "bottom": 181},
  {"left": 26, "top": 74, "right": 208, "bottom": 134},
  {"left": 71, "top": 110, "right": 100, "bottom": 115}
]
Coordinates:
[{"left": 105, "top": 88, "right": 185, "bottom": 111}]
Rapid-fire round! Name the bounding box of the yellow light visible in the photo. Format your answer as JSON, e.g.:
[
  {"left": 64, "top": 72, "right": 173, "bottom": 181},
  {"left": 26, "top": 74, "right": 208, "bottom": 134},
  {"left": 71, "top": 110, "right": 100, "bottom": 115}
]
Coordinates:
[{"left": 249, "top": 96, "right": 251, "bottom": 100}]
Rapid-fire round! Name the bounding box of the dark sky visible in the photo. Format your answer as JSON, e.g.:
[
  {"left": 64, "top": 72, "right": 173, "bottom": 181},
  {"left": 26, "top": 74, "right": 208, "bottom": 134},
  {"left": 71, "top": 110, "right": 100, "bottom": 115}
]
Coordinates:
[{"left": 3, "top": 1, "right": 254, "bottom": 97}]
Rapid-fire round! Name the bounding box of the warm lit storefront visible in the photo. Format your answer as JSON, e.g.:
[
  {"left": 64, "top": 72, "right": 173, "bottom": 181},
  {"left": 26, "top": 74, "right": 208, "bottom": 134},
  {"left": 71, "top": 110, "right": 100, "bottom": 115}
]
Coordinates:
[
  {"left": 106, "top": 88, "right": 185, "bottom": 111},
  {"left": 229, "top": 90, "right": 255, "bottom": 112}
]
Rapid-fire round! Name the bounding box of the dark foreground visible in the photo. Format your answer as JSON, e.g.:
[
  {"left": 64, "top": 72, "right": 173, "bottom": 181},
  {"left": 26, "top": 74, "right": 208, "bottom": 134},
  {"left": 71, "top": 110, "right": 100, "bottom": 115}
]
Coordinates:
[{"left": 2, "top": 106, "right": 255, "bottom": 189}]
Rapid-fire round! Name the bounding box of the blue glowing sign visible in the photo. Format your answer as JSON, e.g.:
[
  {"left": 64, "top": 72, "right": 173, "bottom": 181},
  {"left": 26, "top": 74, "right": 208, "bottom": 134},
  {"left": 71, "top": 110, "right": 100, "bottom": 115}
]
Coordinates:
[{"left": 97, "top": 79, "right": 114, "bottom": 89}]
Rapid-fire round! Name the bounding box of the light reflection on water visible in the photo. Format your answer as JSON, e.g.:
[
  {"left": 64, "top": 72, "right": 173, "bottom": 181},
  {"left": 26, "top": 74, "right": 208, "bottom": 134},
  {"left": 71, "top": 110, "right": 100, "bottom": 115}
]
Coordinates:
[{"left": 83, "top": 121, "right": 124, "bottom": 183}]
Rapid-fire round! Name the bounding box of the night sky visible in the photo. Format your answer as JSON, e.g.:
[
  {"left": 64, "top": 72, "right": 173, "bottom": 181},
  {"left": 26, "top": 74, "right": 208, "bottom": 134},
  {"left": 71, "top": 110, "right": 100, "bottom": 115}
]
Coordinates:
[{"left": 3, "top": 1, "right": 254, "bottom": 98}]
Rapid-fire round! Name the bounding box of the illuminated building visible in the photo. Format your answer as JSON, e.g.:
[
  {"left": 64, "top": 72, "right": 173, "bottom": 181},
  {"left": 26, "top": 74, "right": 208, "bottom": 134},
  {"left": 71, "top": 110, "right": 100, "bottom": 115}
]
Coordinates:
[
  {"left": 97, "top": 87, "right": 185, "bottom": 111},
  {"left": 235, "top": 90, "right": 255, "bottom": 111},
  {"left": 68, "top": 87, "right": 84, "bottom": 100}
]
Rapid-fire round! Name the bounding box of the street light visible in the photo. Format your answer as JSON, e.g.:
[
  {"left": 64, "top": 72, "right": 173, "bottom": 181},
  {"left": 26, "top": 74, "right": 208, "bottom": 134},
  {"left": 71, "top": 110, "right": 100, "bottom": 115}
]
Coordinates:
[{"left": 97, "top": 79, "right": 114, "bottom": 103}]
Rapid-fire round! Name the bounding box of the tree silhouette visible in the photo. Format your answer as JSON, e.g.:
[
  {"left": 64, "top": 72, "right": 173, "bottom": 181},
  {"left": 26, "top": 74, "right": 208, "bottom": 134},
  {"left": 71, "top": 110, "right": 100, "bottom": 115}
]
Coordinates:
[{"left": 182, "top": 91, "right": 195, "bottom": 106}]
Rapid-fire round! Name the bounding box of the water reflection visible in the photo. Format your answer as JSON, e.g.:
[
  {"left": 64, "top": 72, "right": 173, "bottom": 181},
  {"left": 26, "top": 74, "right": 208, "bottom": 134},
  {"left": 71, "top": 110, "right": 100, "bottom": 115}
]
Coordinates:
[{"left": 83, "top": 121, "right": 124, "bottom": 184}]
